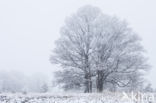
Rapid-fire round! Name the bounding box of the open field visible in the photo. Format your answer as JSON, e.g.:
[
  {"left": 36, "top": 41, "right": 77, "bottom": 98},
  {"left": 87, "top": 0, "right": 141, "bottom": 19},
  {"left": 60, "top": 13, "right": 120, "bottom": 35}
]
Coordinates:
[{"left": 0, "top": 92, "right": 155, "bottom": 103}]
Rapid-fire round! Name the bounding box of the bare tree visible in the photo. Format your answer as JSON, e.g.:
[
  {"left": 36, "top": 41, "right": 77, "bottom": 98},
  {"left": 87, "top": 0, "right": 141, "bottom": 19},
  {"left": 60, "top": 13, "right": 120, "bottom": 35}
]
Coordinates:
[
  {"left": 92, "top": 16, "right": 149, "bottom": 92},
  {"left": 50, "top": 5, "right": 103, "bottom": 93},
  {"left": 50, "top": 5, "right": 149, "bottom": 93}
]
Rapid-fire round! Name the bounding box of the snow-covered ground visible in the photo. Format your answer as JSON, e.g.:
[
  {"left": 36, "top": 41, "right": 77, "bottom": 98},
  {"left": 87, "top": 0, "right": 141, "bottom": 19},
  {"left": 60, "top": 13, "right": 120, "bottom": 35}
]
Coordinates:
[{"left": 0, "top": 92, "right": 155, "bottom": 103}]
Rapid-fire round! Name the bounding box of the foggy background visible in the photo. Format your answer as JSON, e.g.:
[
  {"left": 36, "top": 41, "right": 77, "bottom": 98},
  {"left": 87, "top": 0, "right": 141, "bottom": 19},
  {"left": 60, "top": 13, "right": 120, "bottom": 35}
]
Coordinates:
[{"left": 0, "top": 0, "right": 156, "bottom": 88}]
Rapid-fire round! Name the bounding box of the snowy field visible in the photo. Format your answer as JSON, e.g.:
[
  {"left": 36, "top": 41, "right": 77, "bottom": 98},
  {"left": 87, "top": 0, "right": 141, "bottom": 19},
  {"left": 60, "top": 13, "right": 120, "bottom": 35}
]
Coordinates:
[{"left": 0, "top": 92, "right": 155, "bottom": 103}]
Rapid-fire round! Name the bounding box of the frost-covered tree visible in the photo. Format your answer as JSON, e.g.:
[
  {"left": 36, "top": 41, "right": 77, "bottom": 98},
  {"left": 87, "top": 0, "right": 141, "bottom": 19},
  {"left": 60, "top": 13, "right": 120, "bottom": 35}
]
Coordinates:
[
  {"left": 51, "top": 5, "right": 149, "bottom": 93},
  {"left": 92, "top": 16, "right": 149, "bottom": 92},
  {"left": 51, "top": 6, "right": 102, "bottom": 93}
]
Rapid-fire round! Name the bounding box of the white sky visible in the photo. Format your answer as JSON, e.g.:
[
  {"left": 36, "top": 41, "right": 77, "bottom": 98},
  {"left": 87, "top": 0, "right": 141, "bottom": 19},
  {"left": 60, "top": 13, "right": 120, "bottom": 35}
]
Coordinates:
[{"left": 0, "top": 0, "right": 156, "bottom": 88}]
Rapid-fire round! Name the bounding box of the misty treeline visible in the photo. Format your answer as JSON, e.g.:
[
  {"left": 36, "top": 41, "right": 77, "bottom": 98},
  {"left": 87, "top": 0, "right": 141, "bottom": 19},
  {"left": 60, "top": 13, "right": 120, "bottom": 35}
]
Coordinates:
[
  {"left": 0, "top": 70, "right": 49, "bottom": 93},
  {"left": 50, "top": 5, "right": 151, "bottom": 93}
]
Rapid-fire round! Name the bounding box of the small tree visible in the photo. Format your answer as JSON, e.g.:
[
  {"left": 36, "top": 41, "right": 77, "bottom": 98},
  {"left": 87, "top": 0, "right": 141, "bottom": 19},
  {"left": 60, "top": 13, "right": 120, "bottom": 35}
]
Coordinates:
[
  {"left": 41, "top": 83, "right": 48, "bottom": 93},
  {"left": 144, "top": 83, "right": 153, "bottom": 92}
]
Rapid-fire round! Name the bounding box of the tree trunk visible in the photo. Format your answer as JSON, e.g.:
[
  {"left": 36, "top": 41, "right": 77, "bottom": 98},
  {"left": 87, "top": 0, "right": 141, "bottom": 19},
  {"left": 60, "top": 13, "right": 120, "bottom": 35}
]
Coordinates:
[
  {"left": 84, "top": 54, "right": 92, "bottom": 93},
  {"left": 96, "top": 70, "right": 104, "bottom": 92},
  {"left": 84, "top": 73, "right": 92, "bottom": 93}
]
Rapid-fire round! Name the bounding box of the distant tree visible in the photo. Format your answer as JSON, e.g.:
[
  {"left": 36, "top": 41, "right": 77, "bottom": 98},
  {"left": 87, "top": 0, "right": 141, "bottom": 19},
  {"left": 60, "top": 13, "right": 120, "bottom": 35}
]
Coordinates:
[
  {"left": 144, "top": 83, "right": 153, "bottom": 92},
  {"left": 41, "top": 83, "right": 49, "bottom": 93},
  {"left": 27, "top": 73, "right": 49, "bottom": 93},
  {"left": 0, "top": 70, "right": 25, "bottom": 93},
  {"left": 51, "top": 5, "right": 150, "bottom": 93}
]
